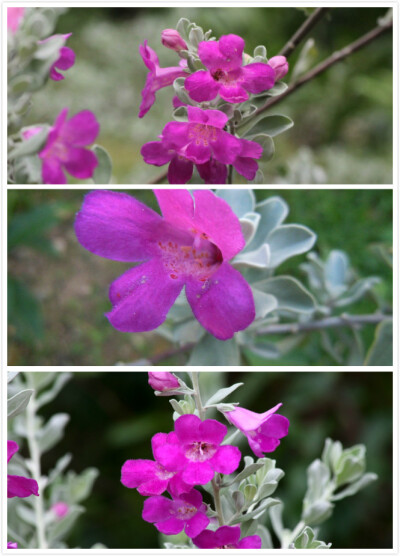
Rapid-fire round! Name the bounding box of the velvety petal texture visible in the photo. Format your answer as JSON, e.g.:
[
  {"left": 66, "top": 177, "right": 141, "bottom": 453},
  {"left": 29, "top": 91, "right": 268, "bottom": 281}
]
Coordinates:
[
  {"left": 225, "top": 404, "right": 290, "bottom": 458},
  {"left": 193, "top": 525, "right": 262, "bottom": 549},
  {"left": 7, "top": 441, "right": 39, "bottom": 499},
  {"left": 75, "top": 189, "right": 255, "bottom": 339},
  {"left": 39, "top": 108, "right": 99, "bottom": 184}
]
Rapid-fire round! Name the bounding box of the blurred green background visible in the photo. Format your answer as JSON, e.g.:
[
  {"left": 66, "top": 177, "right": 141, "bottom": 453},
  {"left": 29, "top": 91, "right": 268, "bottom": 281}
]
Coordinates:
[
  {"left": 18, "top": 371, "right": 392, "bottom": 549},
  {"left": 26, "top": 7, "right": 392, "bottom": 184},
  {"left": 7, "top": 189, "right": 392, "bottom": 366}
]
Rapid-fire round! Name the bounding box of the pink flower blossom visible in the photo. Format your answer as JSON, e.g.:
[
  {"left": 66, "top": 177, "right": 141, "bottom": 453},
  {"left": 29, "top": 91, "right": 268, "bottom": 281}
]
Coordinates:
[
  {"left": 268, "top": 56, "right": 289, "bottom": 81},
  {"left": 75, "top": 189, "right": 255, "bottom": 340},
  {"left": 7, "top": 441, "right": 39, "bottom": 499},
  {"left": 7, "top": 8, "right": 25, "bottom": 33},
  {"left": 52, "top": 501, "right": 69, "bottom": 519},
  {"left": 141, "top": 106, "right": 262, "bottom": 184},
  {"left": 39, "top": 34, "right": 75, "bottom": 81},
  {"left": 185, "top": 34, "right": 275, "bottom": 103},
  {"left": 153, "top": 414, "right": 241, "bottom": 485},
  {"left": 142, "top": 489, "right": 209, "bottom": 537},
  {"left": 139, "top": 40, "right": 187, "bottom": 118},
  {"left": 7, "top": 543, "right": 18, "bottom": 549},
  {"left": 148, "top": 372, "right": 180, "bottom": 391},
  {"left": 225, "top": 403, "right": 289, "bottom": 458},
  {"left": 39, "top": 108, "right": 99, "bottom": 184},
  {"left": 161, "top": 29, "right": 188, "bottom": 52},
  {"left": 121, "top": 432, "right": 192, "bottom": 497},
  {"left": 193, "top": 525, "right": 262, "bottom": 549}
]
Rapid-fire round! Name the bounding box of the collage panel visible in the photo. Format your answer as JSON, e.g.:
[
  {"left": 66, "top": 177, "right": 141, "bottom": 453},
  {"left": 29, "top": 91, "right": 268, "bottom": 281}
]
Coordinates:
[
  {"left": 7, "top": 188, "right": 393, "bottom": 367},
  {"left": 6, "top": 371, "right": 393, "bottom": 549}
]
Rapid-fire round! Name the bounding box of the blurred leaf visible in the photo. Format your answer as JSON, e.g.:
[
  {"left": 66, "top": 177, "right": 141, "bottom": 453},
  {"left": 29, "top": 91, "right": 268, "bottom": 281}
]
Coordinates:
[
  {"left": 238, "top": 113, "right": 294, "bottom": 138},
  {"left": 291, "top": 38, "right": 317, "bottom": 82},
  {"left": 215, "top": 189, "right": 255, "bottom": 218},
  {"left": 247, "top": 197, "right": 288, "bottom": 251},
  {"left": 8, "top": 277, "right": 44, "bottom": 343},
  {"left": 8, "top": 372, "right": 20, "bottom": 383},
  {"left": 8, "top": 389, "right": 34, "bottom": 419},
  {"left": 92, "top": 144, "right": 112, "bottom": 184},
  {"left": 47, "top": 505, "right": 85, "bottom": 545},
  {"left": 37, "top": 413, "right": 70, "bottom": 453},
  {"left": 331, "top": 472, "right": 377, "bottom": 501},
  {"left": 364, "top": 319, "right": 392, "bottom": 366},
  {"left": 266, "top": 224, "right": 317, "bottom": 268},
  {"left": 252, "top": 133, "right": 275, "bottom": 162},
  {"left": 8, "top": 202, "right": 61, "bottom": 252},
  {"left": 67, "top": 468, "right": 99, "bottom": 504},
  {"left": 254, "top": 276, "right": 316, "bottom": 313},
  {"left": 205, "top": 382, "right": 243, "bottom": 406},
  {"left": 292, "top": 525, "right": 331, "bottom": 549},
  {"left": 188, "top": 335, "right": 240, "bottom": 365},
  {"left": 8, "top": 126, "right": 49, "bottom": 160},
  {"left": 36, "top": 373, "right": 72, "bottom": 409}
]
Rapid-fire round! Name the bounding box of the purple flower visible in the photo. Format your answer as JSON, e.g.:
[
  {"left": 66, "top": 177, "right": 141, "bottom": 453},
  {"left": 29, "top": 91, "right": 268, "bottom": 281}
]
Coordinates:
[
  {"left": 75, "top": 189, "right": 255, "bottom": 340},
  {"left": 7, "top": 441, "right": 39, "bottom": 499},
  {"left": 7, "top": 543, "right": 18, "bottom": 549},
  {"left": 139, "top": 40, "right": 187, "bottom": 118},
  {"left": 268, "top": 56, "right": 289, "bottom": 81},
  {"left": 185, "top": 34, "right": 275, "bottom": 103},
  {"left": 51, "top": 501, "right": 69, "bottom": 519},
  {"left": 141, "top": 106, "right": 262, "bottom": 184},
  {"left": 42, "top": 33, "right": 75, "bottom": 81},
  {"left": 193, "top": 525, "right": 262, "bottom": 549},
  {"left": 161, "top": 29, "right": 188, "bottom": 52},
  {"left": 142, "top": 489, "right": 209, "bottom": 537},
  {"left": 225, "top": 403, "right": 290, "bottom": 458},
  {"left": 39, "top": 108, "right": 99, "bottom": 184},
  {"left": 7, "top": 8, "right": 24, "bottom": 33},
  {"left": 121, "top": 432, "right": 192, "bottom": 497},
  {"left": 154, "top": 414, "right": 241, "bottom": 485},
  {"left": 148, "top": 371, "right": 180, "bottom": 391}
]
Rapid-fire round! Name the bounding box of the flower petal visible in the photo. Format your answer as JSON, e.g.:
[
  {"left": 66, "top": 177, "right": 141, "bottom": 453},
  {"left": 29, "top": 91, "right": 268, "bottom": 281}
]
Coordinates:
[
  {"left": 41, "top": 158, "right": 67, "bottom": 184},
  {"left": 156, "top": 516, "right": 183, "bottom": 535},
  {"left": 241, "top": 62, "right": 275, "bottom": 93},
  {"left": 8, "top": 475, "right": 39, "bottom": 498},
  {"left": 210, "top": 445, "right": 241, "bottom": 475},
  {"left": 216, "top": 525, "right": 241, "bottom": 546},
  {"left": 218, "top": 83, "right": 249, "bottom": 103},
  {"left": 211, "top": 131, "right": 242, "bottom": 165},
  {"left": 142, "top": 496, "right": 172, "bottom": 522},
  {"left": 162, "top": 121, "right": 190, "bottom": 149},
  {"left": 182, "top": 462, "right": 214, "bottom": 485},
  {"left": 196, "top": 159, "right": 227, "bottom": 184},
  {"left": 198, "top": 419, "right": 227, "bottom": 445},
  {"left": 233, "top": 156, "right": 259, "bottom": 180},
  {"left": 107, "top": 259, "right": 184, "bottom": 332},
  {"left": 218, "top": 34, "right": 245, "bottom": 70},
  {"left": 191, "top": 190, "right": 245, "bottom": 260},
  {"left": 75, "top": 190, "right": 164, "bottom": 262},
  {"left": 186, "top": 262, "right": 255, "bottom": 340},
  {"left": 7, "top": 441, "right": 19, "bottom": 463},
  {"left": 174, "top": 414, "right": 201, "bottom": 444},
  {"left": 153, "top": 189, "right": 194, "bottom": 226},
  {"left": 185, "top": 512, "right": 210, "bottom": 538},
  {"left": 64, "top": 147, "right": 98, "bottom": 179},
  {"left": 137, "top": 477, "right": 169, "bottom": 496},
  {"left": 185, "top": 141, "right": 211, "bottom": 165},
  {"left": 139, "top": 40, "right": 159, "bottom": 72},
  {"left": 141, "top": 141, "right": 173, "bottom": 166},
  {"left": 260, "top": 414, "right": 290, "bottom": 438},
  {"left": 198, "top": 40, "right": 227, "bottom": 70},
  {"left": 121, "top": 459, "right": 157, "bottom": 488},
  {"left": 193, "top": 529, "right": 218, "bottom": 549},
  {"left": 238, "top": 535, "right": 263, "bottom": 548},
  {"left": 61, "top": 110, "right": 100, "bottom": 146},
  {"left": 184, "top": 70, "right": 219, "bottom": 102},
  {"left": 167, "top": 155, "right": 194, "bottom": 184}
]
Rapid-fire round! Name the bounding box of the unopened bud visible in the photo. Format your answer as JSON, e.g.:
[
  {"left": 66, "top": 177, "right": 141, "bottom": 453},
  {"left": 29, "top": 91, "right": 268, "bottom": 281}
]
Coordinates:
[
  {"left": 161, "top": 29, "right": 188, "bottom": 52},
  {"left": 148, "top": 371, "right": 180, "bottom": 391},
  {"left": 268, "top": 56, "right": 289, "bottom": 81}
]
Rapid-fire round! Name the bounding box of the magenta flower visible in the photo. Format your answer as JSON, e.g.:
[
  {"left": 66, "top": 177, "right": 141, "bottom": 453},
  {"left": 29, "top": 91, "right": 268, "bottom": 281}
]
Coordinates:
[
  {"left": 154, "top": 414, "right": 241, "bottom": 485},
  {"left": 142, "top": 489, "right": 209, "bottom": 537},
  {"left": 52, "top": 501, "right": 69, "bottom": 519},
  {"left": 7, "top": 441, "right": 39, "bottom": 499},
  {"left": 139, "top": 40, "right": 187, "bottom": 118},
  {"left": 7, "top": 543, "right": 18, "bottom": 549},
  {"left": 7, "top": 8, "right": 25, "bottom": 32},
  {"left": 141, "top": 106, "right": 262, "bottom": 184},
  {"left": 193, "top": 525, "right": 262, "bottom": 549},
  {"left": 121, "top": 432, "right": 192, "bottom": 497},
  {"left": 225, "top": 403, "right": 290, "bottom": 458},
  {"left": 148, "top": 372, "right": 180, "bottom": 391},
  {"left": 41, "top": 33, "right": 75, "bottom": 81},
  {"left": 75, "top": 189, "right": 255, "bottom": 340},
  {"left": 268, "top": 56, "right": 289, "bottom": 81},
  {"left": 39, "top": 108, "right": 99, "bottom": 184},
  {"left": 185, "top": 34, "right": 275, "bottom": 103},
  {"left": 161, "top": 29, "right": 188, "bottom": 52}
]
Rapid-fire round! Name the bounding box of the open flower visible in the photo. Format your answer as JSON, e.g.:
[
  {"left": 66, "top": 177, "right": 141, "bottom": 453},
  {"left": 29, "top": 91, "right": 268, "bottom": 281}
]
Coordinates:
[
  {"left": 193, "top": 525, "right": 262, "bottom": 549},
  {"left": 185, "top": 34, "right": 275, "bottom": 103},
  {"left": 39, "top": 108, "right": 99, "bottom": 184},
  {"left": 8, "top": 441, "right": 39, "bottom": 499},
  {"left": 75, "top": 189, "right": 255, "bottom": 340},
  {"left": 153, "top": 414, "right": 241, "bottom": 485},
  {"left": 225, "top": 403, "right": 289, "bottom": 457},
  {"left": 142, "top": 489, "right": 209, "bottom": 538},
  {"left": 148, "top": 371, "right": 180, "bottom": 391},
  {"left": 7, "top": 7, "right": 25, "bottom": 33},
  {"left": 121, "top": 432, "right": 192, "bottom": 497},
  {"left": 141, "top": 106, "right": 262, "bottom": 184},
  {"left": 40, "top": 33, "right": 75, "bottom": 81},
  {"left": 139, "top": 40, "right": 187, "bottom": 118}
]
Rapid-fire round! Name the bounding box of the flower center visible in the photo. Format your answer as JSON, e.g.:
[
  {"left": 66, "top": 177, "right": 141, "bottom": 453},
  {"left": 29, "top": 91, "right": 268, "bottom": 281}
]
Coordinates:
[
  {"left": 185, "top": 441, "right": 217, "bottom": 462},
  {"left": 158, "top": 233, "right": 222, "bottom": 281},
  {"left": 212, "top": 68, "right": 227, "bottom": 82},
  {"left": 173, "top": 501, "right": 198, "bottom": 520},
  {"left": 188, "top": 123, "right": 218, "bottom": 146},
  {"left": 155, "top": 463, "right": 175, "bottom": 480}
]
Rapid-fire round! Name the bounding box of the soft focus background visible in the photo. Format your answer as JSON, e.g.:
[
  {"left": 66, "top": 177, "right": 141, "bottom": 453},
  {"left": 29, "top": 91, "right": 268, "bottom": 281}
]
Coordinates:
[
  {"left": 25, "top": 7, "right": 392, "bottom": 184},
  {"left": 11, "top": 371, "right": 393, "bottom": 549},
  {"left": 7, "top": 189, "right": 392, "bottom": 366}
]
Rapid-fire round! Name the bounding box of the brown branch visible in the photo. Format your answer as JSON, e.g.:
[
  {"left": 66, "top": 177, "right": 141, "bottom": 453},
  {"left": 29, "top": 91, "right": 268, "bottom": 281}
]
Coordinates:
[
  {"left": 251, "top": 20, "right": 393, "bottom": 119},
  {"left": 255, "top": 313, "right": 391, "bottom": 336},
  {"left": 279, "top": 8, "right": 330, "bottom": 58}
]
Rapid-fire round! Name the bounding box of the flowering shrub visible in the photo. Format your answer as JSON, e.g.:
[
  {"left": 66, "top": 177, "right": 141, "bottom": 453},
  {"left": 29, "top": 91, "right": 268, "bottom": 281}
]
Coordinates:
[{"left": 121, "top": 372, "right": 377, "bottom": 549}]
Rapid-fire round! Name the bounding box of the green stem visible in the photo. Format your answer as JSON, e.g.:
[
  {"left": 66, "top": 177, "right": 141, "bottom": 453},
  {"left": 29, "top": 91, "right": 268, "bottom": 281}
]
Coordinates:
[
  {"left": 25, "top": 376, "right": 48, "bottom": 549},
  {"left": 190, "top": 372, "right": 225, "bottom": 525}
]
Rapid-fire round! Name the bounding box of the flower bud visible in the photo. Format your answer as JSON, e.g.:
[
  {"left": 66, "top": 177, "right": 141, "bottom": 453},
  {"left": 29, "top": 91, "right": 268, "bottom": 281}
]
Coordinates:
[
  {"left": 161, "top": 29, "right": 188, "bottom": 52},
  {"left": 52, "top": 502, "right": 69, "bottom": 519},
  {"left": 148, "top": 372, "right": 180, "bottom": 391},
  {"left": 268, "top": 56, "right": 289, "bottom": 81}
]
